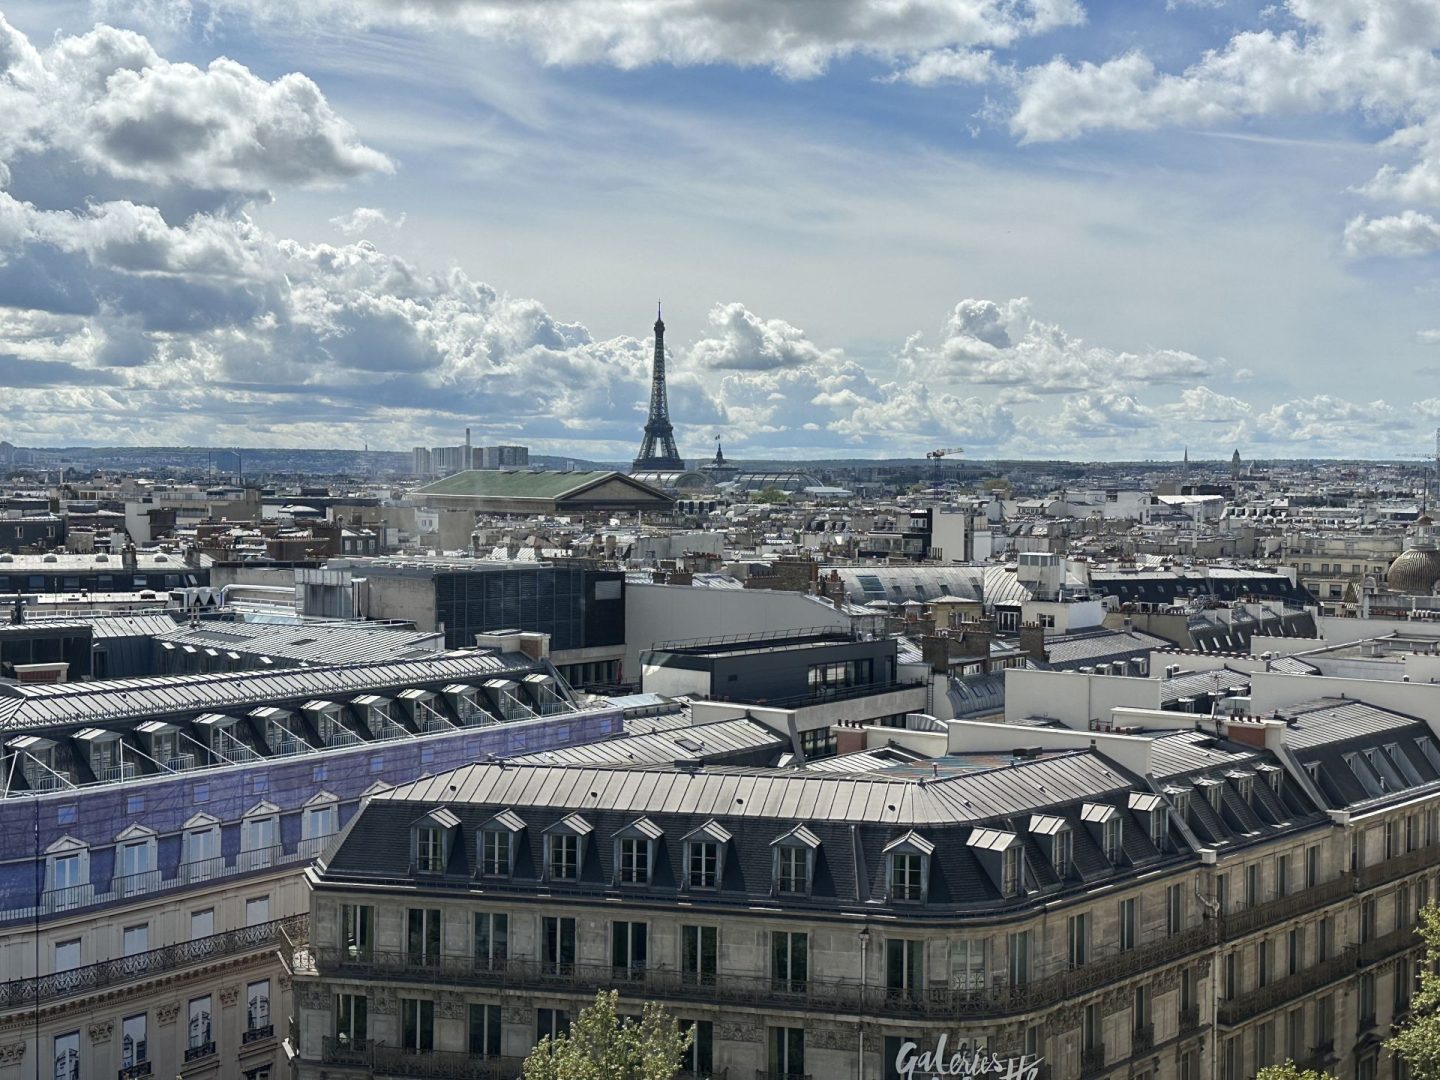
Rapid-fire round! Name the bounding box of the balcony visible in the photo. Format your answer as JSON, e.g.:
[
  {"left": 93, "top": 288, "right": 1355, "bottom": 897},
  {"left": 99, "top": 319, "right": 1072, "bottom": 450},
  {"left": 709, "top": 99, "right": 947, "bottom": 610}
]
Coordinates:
[
  {"left": 315, "top": 931, "right": 1214, "bottom": 1022},
  {"left": 1359, "top": 925, "right": 1421, "bottom": 967},
  {"left": 184, "top": 1042, "right": 216, "bottom": 1063},
  {"left": 1216, "top": 949, "right": 1356, "bottom": 1026},
  {"left": 243, "top": 1024, "right": 275, "bottom": 1044},
  {"left": 1179, "top": 1006, "right": 1200, "bottom": 1033},
  {"left": 118, "top": 1064, "right": 152, "bottom": 1080},
  {"left": 1132, "top": 1025, "right": 1154, "bottom": 1054},
  {"left": 1357, "top": 843, "right": 1440, "bottom": 891},
  {"left": 0, "top": 915, "right": 307, "bottom": 1011},
  {"left": 320, "top": 1039, "right": 524, "bottom": 1079},
  {"left": 1080, "top": 1046, "right": 1106, "bottom": 1078},
  {"left": 1220, "top": 874, "right": 1352, "bottom": 938}
]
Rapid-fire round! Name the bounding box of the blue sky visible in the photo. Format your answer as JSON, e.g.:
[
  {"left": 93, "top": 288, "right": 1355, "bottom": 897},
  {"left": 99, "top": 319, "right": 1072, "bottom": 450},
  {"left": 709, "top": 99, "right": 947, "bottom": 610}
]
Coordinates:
[{"left": 2, "top": 0, "right": 1439, "bottom": 460}]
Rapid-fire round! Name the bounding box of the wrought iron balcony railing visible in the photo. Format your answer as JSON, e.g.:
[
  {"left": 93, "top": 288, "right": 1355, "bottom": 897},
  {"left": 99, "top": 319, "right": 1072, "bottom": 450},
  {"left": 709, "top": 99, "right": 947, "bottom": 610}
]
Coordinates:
[
  {"left": 320, "top": 1038, "right": 525, "bottom": 1079},
  {"left": 0, "top": 915, "right": 306, "bottom": 1011}
]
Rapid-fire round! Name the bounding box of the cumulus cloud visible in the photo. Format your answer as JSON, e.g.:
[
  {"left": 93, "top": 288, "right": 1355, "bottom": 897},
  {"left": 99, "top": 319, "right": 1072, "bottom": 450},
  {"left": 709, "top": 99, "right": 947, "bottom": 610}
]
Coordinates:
[
  {"left": 202, "top": 0, "right": 1082, "bottom": 78},
  {"left": 1344, "top": 212, "right": 1440, "bottom": 257},
  {"left": 689, "top": 302, "right": 843, "bottom": 372},
  {"left": 1008, "top": 1, "right": 1440, "bottom": 249},
  {"left": 903, "top": 297, "right": 1220, "bottom": 395},
  {"left": 0, "top": 13, "right": 390, "bottom": 210},
  {"left": 330, "top": 207, "right": 406, "bottom": 235},
  {"left": 885, "top": 49, "right": 1001, "bottom": 87}
]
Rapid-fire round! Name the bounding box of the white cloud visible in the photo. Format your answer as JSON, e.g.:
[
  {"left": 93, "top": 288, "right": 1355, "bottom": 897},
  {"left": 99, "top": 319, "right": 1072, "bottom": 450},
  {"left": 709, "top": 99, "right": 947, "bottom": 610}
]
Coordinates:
[
  {"left": 904, "top": 297, "right": 1221, "bottom": 395},
  {"left": 1418, "top": 329, "right": 1440, "bottom": 344},
  {"left": 885, "top": 49, "right": 1001, "bottom": 87},
  {"left": 200, "top": 0, "right": 1084, "bottom": 78},
  {"left": 330, "top": 206, "right": 407, "bottom": 235},
  {"left": 1344, "top": 211, "right": 1440, "bottom": 257},
  {"left": 689, "top": 302, "right": 843, "bottom": 372}
]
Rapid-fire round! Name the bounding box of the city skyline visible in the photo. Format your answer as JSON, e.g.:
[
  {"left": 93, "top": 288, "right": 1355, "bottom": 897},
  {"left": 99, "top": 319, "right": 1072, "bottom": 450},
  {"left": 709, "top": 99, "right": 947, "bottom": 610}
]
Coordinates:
[{"left": 3, "top": 1, "right": 1440, "bottom": 460}]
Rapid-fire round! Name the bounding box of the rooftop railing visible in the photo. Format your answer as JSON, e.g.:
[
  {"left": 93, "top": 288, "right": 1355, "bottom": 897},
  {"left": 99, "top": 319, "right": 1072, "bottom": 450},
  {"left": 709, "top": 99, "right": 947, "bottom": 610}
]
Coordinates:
[{"left": 0, "top": 914, "right": 306, "bottom": 1011}]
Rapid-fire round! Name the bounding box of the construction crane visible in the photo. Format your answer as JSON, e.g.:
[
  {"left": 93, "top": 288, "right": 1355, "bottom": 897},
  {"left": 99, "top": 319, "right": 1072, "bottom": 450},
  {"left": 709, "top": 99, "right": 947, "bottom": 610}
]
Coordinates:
[{"left": 926, "top": 447, "right": 963, "bottom": 496}]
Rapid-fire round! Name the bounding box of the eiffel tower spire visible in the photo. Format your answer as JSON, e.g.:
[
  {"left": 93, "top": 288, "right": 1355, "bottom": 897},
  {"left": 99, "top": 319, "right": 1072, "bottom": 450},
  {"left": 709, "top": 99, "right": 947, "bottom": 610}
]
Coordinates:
[{"left": 632, "top": 302, "right": 684, "bottom": 471}]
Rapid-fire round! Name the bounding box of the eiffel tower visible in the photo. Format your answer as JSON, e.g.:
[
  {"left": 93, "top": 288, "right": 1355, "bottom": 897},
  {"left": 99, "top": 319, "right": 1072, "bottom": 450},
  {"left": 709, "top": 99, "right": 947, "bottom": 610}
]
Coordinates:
[{"left": 632, "top": 303, "right": 685, "bottom": 471}]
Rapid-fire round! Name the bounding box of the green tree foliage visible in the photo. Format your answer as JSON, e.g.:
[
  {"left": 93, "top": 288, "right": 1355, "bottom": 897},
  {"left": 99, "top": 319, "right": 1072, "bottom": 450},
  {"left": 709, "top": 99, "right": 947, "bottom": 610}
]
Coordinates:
[
  {"left": 753, "top": 487, "right": 788, "bottom": 504},
  {"left": 1255, "top": 1062, "right": 1337, "bottom": 1080},
  {"left": 521, "top": 989, "right": 692, "bottom": 1080},
  {"left": 1389, "top": 906, "right": 1440, "bottom": 1078}
]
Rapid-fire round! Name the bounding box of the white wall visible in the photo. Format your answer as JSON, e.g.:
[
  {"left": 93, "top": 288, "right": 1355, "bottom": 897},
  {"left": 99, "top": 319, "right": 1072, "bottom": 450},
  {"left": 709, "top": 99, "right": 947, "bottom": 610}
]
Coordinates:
[
  {"left": 1249, "top": 671, "right": 1440, "bottom": 729},
  {"left": 1003, "top": 668, "right": 1161, "bottom": 727},
  {"left": 1317, "top": 614, "right": 1440, "bottom": 643},
  {"left": 624, "top": 583, "right": 849, "bottom": 675}
]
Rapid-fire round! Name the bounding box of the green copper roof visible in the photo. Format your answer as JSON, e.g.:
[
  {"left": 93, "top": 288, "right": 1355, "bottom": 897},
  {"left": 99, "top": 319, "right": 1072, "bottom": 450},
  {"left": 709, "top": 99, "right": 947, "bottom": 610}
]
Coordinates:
[{"left": 414, "top": 470, "right": 618, "bottom": 499}]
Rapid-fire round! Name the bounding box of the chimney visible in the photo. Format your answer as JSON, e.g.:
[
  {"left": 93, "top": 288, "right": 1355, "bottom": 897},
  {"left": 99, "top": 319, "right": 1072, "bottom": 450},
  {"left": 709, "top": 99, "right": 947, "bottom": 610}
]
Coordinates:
[{"left": 1019, "top": 622, "right": 1049, "bottom": 664}]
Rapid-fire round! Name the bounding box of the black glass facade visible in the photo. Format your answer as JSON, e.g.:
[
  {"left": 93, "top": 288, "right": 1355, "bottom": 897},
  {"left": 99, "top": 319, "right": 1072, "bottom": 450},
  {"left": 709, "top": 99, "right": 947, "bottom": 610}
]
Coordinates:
[{"left": 433, "top": 566, "right": 624, "bottom": 651}]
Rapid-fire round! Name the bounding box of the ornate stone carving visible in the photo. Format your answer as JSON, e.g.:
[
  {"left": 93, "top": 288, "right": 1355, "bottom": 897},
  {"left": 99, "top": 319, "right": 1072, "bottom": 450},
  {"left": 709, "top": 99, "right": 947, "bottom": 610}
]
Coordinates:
[
  {"left": 0, "top": 1043, "right": 25, "bottom": 1067},
  {"left": 717, "top": 1021, "right": 762, "bottom": 1043},
  {"left": 1051, "top": 1003, "right": 1082, "bottom": 1032},
  {"left": 87, "top": 1020, "right": 113, "bottom": 1044},
  {"left": 808, "top": 1025, "right": 859, "bottom": 1051},
  {"left": 371, "top": 987, "right": 397, "bottom": 1015},
  {"left": 298, "top": 985, "right": 329, "bottom": 1010},
  {"left": 502, "top": 1006, "right": 530, "bottom": 1025},
  {"left": 435, "top": 993, "right": 466, "bottom": 1020},
  {"left": 278, "top": 973, "right": 293, "bottom": 990},
  {"left": 219, "top": 986, "right": 239, "bottom": 1007},
  {"left": 156, "top": 1001, "right": 181, "bottom": 1026}
]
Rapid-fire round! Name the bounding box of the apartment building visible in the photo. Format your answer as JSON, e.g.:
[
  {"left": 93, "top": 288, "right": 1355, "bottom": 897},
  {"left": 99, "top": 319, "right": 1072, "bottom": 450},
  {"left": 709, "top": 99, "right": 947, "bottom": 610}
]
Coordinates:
[
  {"left": 0, "top": 647, "right": 621, "bottom": 1080},
  {"left": 288, "top": 676, "right": 1440, "bottom": 1080}
]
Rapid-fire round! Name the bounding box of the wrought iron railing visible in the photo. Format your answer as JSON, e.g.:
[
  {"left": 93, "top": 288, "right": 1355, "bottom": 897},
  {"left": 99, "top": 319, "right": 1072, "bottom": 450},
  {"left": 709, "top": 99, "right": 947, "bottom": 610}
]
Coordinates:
[
  {"left": 320, "top": 1039, "right": 524, "bottom": 1079},
  {"left": 1216, "top": 950, "right": 1355, "bottom": 1026},
  {"left": 1219, "top": 875, "right": 1352, "bottom": 937},
  {"left": 1356, "top": 843, "right": 1440, "bottom": 891},
  {"left": 0, "top": 915, "right": 307, "bottom": 1011},
  {"left": 1080, "top": 1046, "right": 1106, "bottom": 1078},
  {"left": 316, "top": 929, "right": 1210, "bottom": 1021}
]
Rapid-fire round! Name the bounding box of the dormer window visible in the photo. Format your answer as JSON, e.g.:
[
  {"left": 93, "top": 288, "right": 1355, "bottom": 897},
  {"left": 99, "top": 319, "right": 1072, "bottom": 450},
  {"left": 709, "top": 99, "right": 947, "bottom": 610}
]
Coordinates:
[
  {"left": 967, "top": 828, "right": 1024, "bottom": 899},
  {"left": 1128, "top": 793, "right": 1170, "bottom": 853},
  {"left": 884, "top": 831, "right": 934, "bottom": 902},
  {"left": 1231, "top": 772, "right": 1255, "bottom": 802},
  {"left": 544, "top": 814, "right": 592, "bottom": 882},
  {"left": 1030, "top": 814, "right": 1070, "bottom": 878},
  {"left": 1081, "top": 802, "right": 1124, "bottom": 865},
  {"left": 682, "top": 820, "right": 732, "bottom": 890},
  {"left": 480, "top": 810, "right": 524, "bottom": 878},
  {"left": 614, "top": 817, "right": 662, "bottom": 886},
  {"left": 413, "top": 807, "right": 460, "bottom": 874},
  {"left": 772, "top": 825, "right": 821, "bottom": 896},
  {"left": 1199, "top": 779, "right": 1223, "bottom": 812},
  {"left": 1258, "top": 763, "right": 1284, "bottom": 795}
]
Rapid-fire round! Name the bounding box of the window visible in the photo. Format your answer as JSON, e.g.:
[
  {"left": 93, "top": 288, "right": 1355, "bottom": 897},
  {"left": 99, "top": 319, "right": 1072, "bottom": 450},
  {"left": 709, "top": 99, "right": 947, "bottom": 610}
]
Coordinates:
[
  {"left": 1083, "top": 1003, "right": 1100, "bottom": 1053},
  {"left": 1287, "top": 927, "right": 1302, "bottom": 976},
  {"left": 474, "top": 912, "right": 508, "bottom": 968},
  {"left": 245, "top": 896, "right": 270, "bottom": 926},
  {"left": 188, "top": 996, "right": 214, "bottom": 1053},
  {"left": 1119, "top": 898, "right": 1137, "bottom": 951},
  {"left": 247, "top": 979, "right": 271, "bottom": 1036},
  {"left": 342, "top": 903, "right": 373, "bottom": 959},
  {"left": 302, "top": 800, "right": 338, "bottom": 842},
  {"left": 401, "top": 998, "right": 434, "bottom": 1052},
  {"left": 1360, "top": 972, "right": 1377, "bottom": 1026},
  {"left": 1148, "top": 806, "right": 1169, "bottom": 851},
  {"left": 681, "top": 1020, "right": 714, "bottom": 1076},
  {"left": 191, "top": 909, "right": 214, "bottom": 940},
  {"left": 1362, "top": 897, "right": 1377, "bottom": 943},
  {"left": 1223, "top": 1037, "right": 1239, "bottom": 1080},
  {"left": 123, "top": 924, "right": 149, "bottom": 956},
  {"left": 886, "top": 938, "right": 924, "bottom": 999},
  {"left": 618, "top": 837, "right": 651, "bottom": 885},
  {"left": 682, "top": 925, "right": 718, "bottom": 986},
  {"left": 1223, "top": 952, "right": 1237, "bottom": 999},
  {"left": 469, "top": 1003, "right": 502, "bottom": 1057},
  {"left": 1001, "top": 845, "right": 1022, "bottom": 897},
  {"left": 416, "top": 827, "right": 445, "bottom": 872},
  {"left": 542, "top": 916, "right": 576, "bottom": 974},
  {"left": 1276, "top": 854, "right": 1290, "bottom": 897},
  {"left": 1068, "top": 912, "right": 1089, "bottom": 969},
  {"left": 772, "top": 931, "right": 809, "bottom": 991},
  {"left": 335, "top": 993, "right": 367, "bottom": 1044},
  {"left": 1008, "top": 930, "right": 1031, "bottom": 986},
  {"left": 407, "top": 908, "right": 441, "bottom": 964},
  {"left": 481, "top": 830, "right": 512, "bottom": 877},
  {"left": 537, "top": 1009, "right": 570, "bottom": 1042},
  {"left": 770, "top": 1026, "right": 805, "bottom": 1078},
  {"left": 1103, "top": 818, "right": 1122, "bottom": 862},
  {"left": 1318, "top": 916, "right": 1334, "bottom": 962},
  {"left": 54, "top": 1032, "right": 79, "bottom": 1080},
  {"left": 117, "top": 832, "right": 156, "bottom": 894},
  {"left": 1053, "top": 828, "right": 1073, "bottom": 877},
  {"left": 777, "top": 845, "right": 810, "bottom": 894},
  {"left": 122, "top": 1013, "right": 148, "bottom": 1067},
  {"left": 1133, "top": 985, "right": 1151, "bottom": 1036},
  {"left": 182, "top": 815, "right": 221, "bottom": 879},
  {"left": 1166, "top": 884, "right": 1184, "bottom": 936},
  {"left": 892, "top": 852, "right": 926, "bottom": 901},
  {"left": 1316, "top": 995, "right": 1334, "bottom": 1046},
  {"left": 1216, "top": 873, "right": 1230, "bottom": 913},
  {"left": 800, "top": 726, "right": 837, "bottom": 759},
  {"left": 54, "top": 939, "right": 80, "bottom": 972},
  {"left": 1306, "top": 845, "right": 1320, "bottom": 888},
  {"left": 955, "top": 938, "right": 987, "bottom": 990},
  {"left": 1257, "top": 938, "right": 1270, "bottom": 987},
  {"left": 611, "top": 920, "right": 648, "bottom": 978},
  {"left": 1257, "top": 1020, "right": 1275, "bottom": 1068},
  {"left": 548, "top": 834, "right": 579, "bottom": 881},
  {"left": 688, "top": 840, "right": 718, "bottom": 888},
  {"left": 1246, "top": 863, "right": 1261, "bottom": 906},
  {"left": 240, "top": 804, "right": 279, "bottom": 868},
  {"left": 1286, "top": 1007, "right": 1304, "bottom": 1059}
]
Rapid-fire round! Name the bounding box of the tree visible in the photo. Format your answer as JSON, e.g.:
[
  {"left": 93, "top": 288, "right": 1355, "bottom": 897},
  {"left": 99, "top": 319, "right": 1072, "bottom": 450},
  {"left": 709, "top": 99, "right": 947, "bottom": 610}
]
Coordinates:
[
  {"left": 1255, "top": 1062, "right": 1337, "bottom": 1080},
  {"left": 753, "top": 486, "right": 787, "bottom": 504},
  {"left": 1390, "top": 906, "right": 1440, "bottom": 1078},
  {"left": 522, "top": 989, "right": 692, "bottom": 1080}
]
